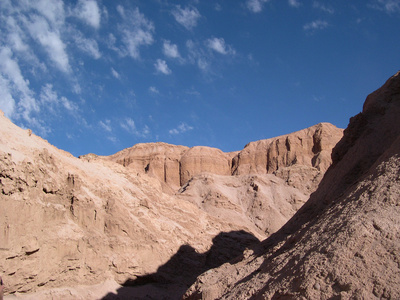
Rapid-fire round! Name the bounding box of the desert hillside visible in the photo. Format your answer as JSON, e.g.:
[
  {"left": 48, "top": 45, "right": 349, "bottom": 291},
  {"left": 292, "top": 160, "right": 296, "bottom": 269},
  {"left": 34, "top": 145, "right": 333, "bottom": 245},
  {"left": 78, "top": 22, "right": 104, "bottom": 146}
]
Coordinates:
[
  {"left": 0, "top": 108, "right": 342, "bottom": 299},
  {"left": 184, "top": 72, "right": 400, "bottom": 299}
]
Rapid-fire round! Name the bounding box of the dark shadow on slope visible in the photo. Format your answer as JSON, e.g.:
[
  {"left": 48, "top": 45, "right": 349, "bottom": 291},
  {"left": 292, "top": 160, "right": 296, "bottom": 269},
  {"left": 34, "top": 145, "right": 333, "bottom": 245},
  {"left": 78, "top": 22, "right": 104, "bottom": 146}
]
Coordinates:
[{"left": 102, "top": 230, "right": 259, "bottom": 300}]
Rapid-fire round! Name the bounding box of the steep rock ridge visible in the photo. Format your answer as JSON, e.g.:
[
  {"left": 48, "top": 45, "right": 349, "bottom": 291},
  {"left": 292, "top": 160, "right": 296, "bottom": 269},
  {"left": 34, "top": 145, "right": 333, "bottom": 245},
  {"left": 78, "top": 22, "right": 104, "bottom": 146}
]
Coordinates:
[
  {"left": 184, "top": 72, "right": 400, "bottom": 299},
  {"left": 232, "top": 122, "right": 343, "bottom": 193},
  {"left": 106, "top": 142, "right": 188, "bottom": 192},
  {"left": 108, "top": 123, "right": 343, "bottom": 194}
]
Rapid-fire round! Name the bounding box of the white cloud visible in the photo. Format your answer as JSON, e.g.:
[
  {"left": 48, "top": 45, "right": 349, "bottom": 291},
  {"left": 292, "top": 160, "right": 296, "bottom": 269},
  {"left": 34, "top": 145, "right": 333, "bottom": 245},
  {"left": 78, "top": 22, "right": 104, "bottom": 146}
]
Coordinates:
[
  {"left": 111, "top": 68, "right": 120, "bottom": 79},
  {"left": 154, "top": 59, "right": 171, "bottom": 75},
  {"left": 288, "top": 0, "right": 301, "bottom": 7},
  {"left": 99, "top": 119, "right": 112, "bottom": 132},
  {"left": 29, "top": 0, "right": 66, "bottom": 27},
  {"left": 116, "top": 6, "right": 154, "bottom": 59},
  {"left": 0, "top": 47, "right": 38, "bottom": 122},
  {"left": 25, "top": 14, "right": 71, "bottom": 73},
  {"left": 72, "top": 30, "right": 101, "bottom": 59},
  {"left": 206, "top": 37, "right": 235, "bottom": 55},
  {"left": 149, "top": 86, "right": 159, "bottom": 94},
  {"left": 303, "top": 20, "right": 328, "bottom": 32},
  {"left": 169, "top": 122, "right": 193, "bottom": 135},
  {"left": 163, "top": 40, "right": 180, "bottom": 59},
  {"left": 120, "top": 118, "right": 150, "bottom": 137},
  {"left": 74, "top": 0, "right": 101, "bottom": 29},
  {"left": 371, "top": 0, "right": 400, "bottom": 13},
  {"left": 172, "top": 5, "right": 201, "bottom": 30},
  {"left": 313, "top": 1, "right": 335, "bottom": 14},
  {"left": 40, "top": 83, "right": 78, "bottom": 112},
  {"left": 186, "top": 39, "right": 209, "bottom": 71},
  {"left": 0, "top": 75, "right": 16, "bottom": 118},
  {"left": 246, "top": 0, "right": 269, "bottom": 13}
]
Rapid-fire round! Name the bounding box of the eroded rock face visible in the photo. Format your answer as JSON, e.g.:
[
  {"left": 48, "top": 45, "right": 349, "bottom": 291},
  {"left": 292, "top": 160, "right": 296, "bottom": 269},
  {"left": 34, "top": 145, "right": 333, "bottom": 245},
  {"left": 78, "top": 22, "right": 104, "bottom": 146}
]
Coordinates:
[
  {"left": 179, "top": 147, "right": 232, "bottom": 186},
  {"left": 108, "top": 123, "right": 343, "bottom": 194},
  {"left": 184, "top": 72, "right": 400, "bottom": 299},
  {"left": 106, "top": 143, "right": 188, "bottom": 192}
]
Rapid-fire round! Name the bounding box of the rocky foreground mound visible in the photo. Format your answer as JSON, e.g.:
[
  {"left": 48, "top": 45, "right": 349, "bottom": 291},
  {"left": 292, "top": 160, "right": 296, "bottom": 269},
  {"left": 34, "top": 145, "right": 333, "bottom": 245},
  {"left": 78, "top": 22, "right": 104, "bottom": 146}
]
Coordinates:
[
  {"left": 184, "top": 72, "right": 400, "bottom": 299},
  {"left": 0, "top": 108, "right": 341, "bottom": 298}
]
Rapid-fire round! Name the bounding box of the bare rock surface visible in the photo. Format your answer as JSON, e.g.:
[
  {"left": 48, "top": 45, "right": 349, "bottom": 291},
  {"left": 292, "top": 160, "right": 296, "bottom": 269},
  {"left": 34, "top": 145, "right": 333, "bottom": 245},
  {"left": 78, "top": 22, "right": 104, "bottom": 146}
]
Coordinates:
[
  {"left": 0, "top": 102, "right": 341, "bottom": 298},
  {"left": 184, "top": 72, "right": 400, "bottom": 299},
  {"left": 107, "top": 123, "right": 343, "bottom": 195}
]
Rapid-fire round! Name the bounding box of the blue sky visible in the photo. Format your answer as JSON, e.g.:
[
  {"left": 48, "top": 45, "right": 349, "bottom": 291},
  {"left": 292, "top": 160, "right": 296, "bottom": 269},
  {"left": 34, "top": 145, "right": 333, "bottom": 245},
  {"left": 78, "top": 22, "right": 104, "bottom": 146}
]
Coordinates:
[{"left": 0, "top": 0, "right": 399, "bottom": 157}]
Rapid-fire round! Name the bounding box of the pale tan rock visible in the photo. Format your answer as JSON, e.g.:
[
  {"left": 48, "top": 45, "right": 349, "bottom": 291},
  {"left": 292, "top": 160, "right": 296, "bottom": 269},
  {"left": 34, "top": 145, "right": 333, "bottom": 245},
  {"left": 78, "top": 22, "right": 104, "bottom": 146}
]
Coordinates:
[
  {"left": 0, "top": 105, "right": 342, "bottom": 298},
  {"left": 184, "top": 71, "right": 400, "bottom": 299},
  {"left": 232, "top": 122, "right": 343, "bottom": 193},
  {"left": 107, "top": 142, "right": 188, "bottom": 192},
  {"left": 179, "top": 146, "right": 231, "bottom": 186}
]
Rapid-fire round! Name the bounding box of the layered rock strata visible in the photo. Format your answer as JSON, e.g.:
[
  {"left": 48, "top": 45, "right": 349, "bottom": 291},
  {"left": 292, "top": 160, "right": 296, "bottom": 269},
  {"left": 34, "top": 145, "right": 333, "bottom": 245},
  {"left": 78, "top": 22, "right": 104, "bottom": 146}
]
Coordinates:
[{"left": 108, "top": 123, "right": 343, "bottom": 194}]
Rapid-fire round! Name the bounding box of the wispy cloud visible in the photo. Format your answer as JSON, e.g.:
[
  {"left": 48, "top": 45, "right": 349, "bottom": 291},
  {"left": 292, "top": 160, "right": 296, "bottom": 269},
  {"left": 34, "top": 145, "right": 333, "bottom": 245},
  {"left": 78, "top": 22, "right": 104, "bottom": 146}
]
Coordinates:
[
  {"left": 303, "top": 20, "right": 328, "bottom": 32},
  {"left": 0, "top": 46, "right": 38, "bottom": 122},
  {"left": 72, "top": 29, "right": 101, "bottom": 59},
  {"left": 99, "top": 119, "right": 112, "bottom": 132},
  {"left": 40, "top": 83, "right": 78, "bottom": 112},
  {"left": 246, "top": 0, "right": 269, "bottom": 13},
  {"left": 154, "top": 59, "right": 172, "bottom": 75},
  {"left": 288, "top": 0, "right": 301, "bottom": 7},
  {"left": 73, "top": 0, "right": 101, "bottom": 29},
  {"left": 120, "top": 118, "right": 150, "bottom": 137},
  {"left": 369, "top": 0, "right": 400, "bottom": 13},
  {"left": 163, "top": 40, "right": 181, "bottom": 59},
  {"left": 115, "top": 5, "right": 154, "bottom": 59},
  {"left": 24, "top": 14, "right": 71, "bottom": 73},
  {"left": 149, "top": 86, "right": 160, "bottom": 94},
  {"left": 172, "top": 5, "right": 201, "bottom": 30},
  {"left": 313, "top": 1, "right": 335, "bottom": 14},
  {"left": 111, "top": 68, "right": 120, "bottom": 79},
  {"left": 186, "top": 39, "right": 209, "bottom": 71},
  {"left": 206, "top": 37, "right": 236, "bottom": 55},
  {"left": 169, "top": 122, "right": 193, "bottom": 135}
]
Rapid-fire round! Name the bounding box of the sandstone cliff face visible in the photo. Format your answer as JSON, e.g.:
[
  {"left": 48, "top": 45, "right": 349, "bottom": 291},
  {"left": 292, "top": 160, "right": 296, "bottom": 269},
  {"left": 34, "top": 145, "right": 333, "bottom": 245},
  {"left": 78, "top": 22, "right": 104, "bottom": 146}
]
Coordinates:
[
  {"left": 108, "top": 123, "right": 343, "bottom": 195},
  {"left": 179, "top": 147, "right": 232, "bottom": 186},
  {"left": 106, "top": 142, "right": 188, "bottom": 192},
  {"left": 184, "top": 72, "right": 400, "bottom": 299}
]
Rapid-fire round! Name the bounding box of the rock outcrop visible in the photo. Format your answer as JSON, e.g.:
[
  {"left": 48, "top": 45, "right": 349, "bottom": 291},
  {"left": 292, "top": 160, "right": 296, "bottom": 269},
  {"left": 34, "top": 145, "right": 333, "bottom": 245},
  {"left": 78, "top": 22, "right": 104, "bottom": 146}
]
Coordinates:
[
  {"left": 184, "top": 72, "right": 400, "bottom": 299},
  {"left": 107, "top": 123, "right": 343, "bottom": 194}
]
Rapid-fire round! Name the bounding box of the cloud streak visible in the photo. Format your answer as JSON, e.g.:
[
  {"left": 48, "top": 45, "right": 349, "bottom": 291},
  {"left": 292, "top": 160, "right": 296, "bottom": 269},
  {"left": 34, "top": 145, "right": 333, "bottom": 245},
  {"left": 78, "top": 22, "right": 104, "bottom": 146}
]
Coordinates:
[
  {"left": 303, "top": 20, "right": 328, "bottom": 32},
  {"left": 169, "top": 122, "right": 193, "bottom": 135}
]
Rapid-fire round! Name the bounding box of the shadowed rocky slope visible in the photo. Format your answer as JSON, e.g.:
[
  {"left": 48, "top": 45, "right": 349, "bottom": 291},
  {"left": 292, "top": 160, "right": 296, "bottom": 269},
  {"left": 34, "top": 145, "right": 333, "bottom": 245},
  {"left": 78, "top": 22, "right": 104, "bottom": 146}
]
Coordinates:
[{"left": 184, "top": 72, "right": 400, "bottom": 299}]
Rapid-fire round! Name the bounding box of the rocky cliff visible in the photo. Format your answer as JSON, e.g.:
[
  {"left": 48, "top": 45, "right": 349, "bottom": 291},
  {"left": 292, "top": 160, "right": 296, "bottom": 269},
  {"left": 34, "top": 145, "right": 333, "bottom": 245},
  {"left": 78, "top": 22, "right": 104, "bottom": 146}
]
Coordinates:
[
  {"left": 107, "top": 122, "right": 343, "bottom": 194},
  {"left": 184, "top": 72, "right": 400, "bottom": 299}
]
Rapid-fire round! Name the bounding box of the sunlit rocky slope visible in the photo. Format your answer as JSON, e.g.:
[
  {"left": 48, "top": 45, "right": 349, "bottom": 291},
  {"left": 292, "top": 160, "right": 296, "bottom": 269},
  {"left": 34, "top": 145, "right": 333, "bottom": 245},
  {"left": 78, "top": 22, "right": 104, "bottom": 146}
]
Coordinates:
[{"left": 0, "top": 105, "right": 342, "bottom": 298}]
